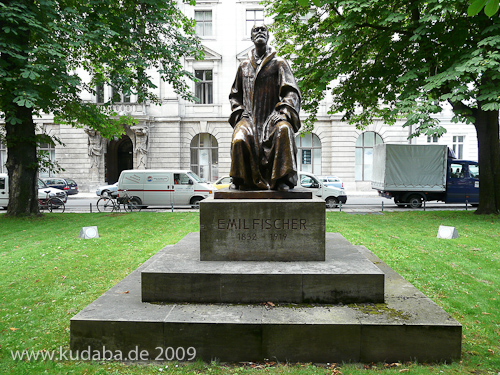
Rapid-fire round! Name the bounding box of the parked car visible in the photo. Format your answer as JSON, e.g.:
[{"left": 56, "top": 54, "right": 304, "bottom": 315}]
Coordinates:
[
  {"left": 298, "top": 171, "right": 347, "bottom": 208},
  {"left": 117, "top": 169, "right": 214, "bottom": 208},
  {"left": 213, "top": 176, "right": 232, "bottom": 189},
  {"left": 42, "top": 177, "right": 79, "bottom": 195},
  {"left": 96, "top": 182, "right": 118, "bottom": 197},
  {"left": 318, "top": 176, "right": 344, "bottom": 191},
  {"left": 37, "top": 178, "right": 68, "bottom": 203},
  {"left": 0, "top": 174, "right": 68, "bottom": 208}
]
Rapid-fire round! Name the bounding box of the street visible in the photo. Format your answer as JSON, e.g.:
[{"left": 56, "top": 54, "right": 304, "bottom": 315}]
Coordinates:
[{"left": 61, "top": 193, "right": 473, "bottom": 213}]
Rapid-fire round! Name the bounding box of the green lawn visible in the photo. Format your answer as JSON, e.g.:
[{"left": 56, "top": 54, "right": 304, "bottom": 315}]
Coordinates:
[{"left": 0, "top": 211, "right": 498, "bottom": 374}]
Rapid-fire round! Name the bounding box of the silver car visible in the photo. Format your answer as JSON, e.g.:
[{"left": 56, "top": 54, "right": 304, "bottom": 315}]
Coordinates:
[
  {"left": 37, "top": 179, "right": 68, "bottom": 203},
  {"left": 96, "top": 182, "right": 118, "bottom": 197},
  {"left": 318, "top": 176, "right": 344, "bottom": 191}
]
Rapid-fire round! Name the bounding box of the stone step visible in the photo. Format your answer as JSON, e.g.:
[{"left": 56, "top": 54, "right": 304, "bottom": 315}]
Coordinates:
[
  {"left": 141, "top": 233, "right": 384, "bottom": 304},
  {"left": 70, "top": 235, "right": 462, "bottom": 363}
]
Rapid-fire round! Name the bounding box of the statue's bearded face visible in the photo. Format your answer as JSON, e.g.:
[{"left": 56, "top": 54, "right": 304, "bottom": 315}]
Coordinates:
[{"left": 251, "top": 25, "right": 268, "bottom": 45}]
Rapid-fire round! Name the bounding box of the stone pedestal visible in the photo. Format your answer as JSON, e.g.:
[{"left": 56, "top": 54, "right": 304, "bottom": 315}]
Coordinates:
[
  {"left": 70, "top": 191, "right": 462, "bottom": 363},
  {"left": 200, "top": 196, "right": 325, "bottom": 261},
  {"left": 71, "top": 234, "right": 462, "bottom": 363},
  {"left": 141, "top": 233, "right": 384, "bottom": 304}
]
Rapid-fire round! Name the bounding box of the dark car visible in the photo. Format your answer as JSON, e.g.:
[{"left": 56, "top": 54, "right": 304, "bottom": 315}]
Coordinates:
[
  {"left": 37, "top": 179, "right": 68, "bottom": 203},
  {"left": 42, "top": 177, "right": 79, "bottom": 195}
]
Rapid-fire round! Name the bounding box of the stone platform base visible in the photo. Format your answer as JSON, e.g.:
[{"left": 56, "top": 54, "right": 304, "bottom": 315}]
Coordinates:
[
  {"left": 70, "top": 233, "right": 462, "bottom": 363},
  {"left": 141, "top": 233, "right": 384, "bottom": 304}
]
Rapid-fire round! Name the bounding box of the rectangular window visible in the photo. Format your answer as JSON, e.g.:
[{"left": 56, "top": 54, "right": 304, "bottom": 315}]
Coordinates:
[
  {"left": 195, "top": 10, "right": 212, "bottom": 37},
  {"left": 38, "top": 143, "right": 56, "bottom": 178},
  {"left": 174, "top": 173, "right": 191, "bottom": 185},
  {"left": 427, "top": 135, "right": 438, "bottom": 143},
  {"left": 195, "top": 70, "right": 213, "bottom": 104},
  {"left": 211, "top": 148, "right": 219, "bottom": 181},
  {"left": 452, "top": 136, "right": 464, "bottom": 159},
  {"left": 299, "top": 11, "right": 314, "bottom": 23},
  {"left": 96, "top": 84, "right": 104, "bottom": 103},
  {"left": 112, "top": 88, "right": 131, "bottom": 103},
  {"left": 363, "top": 148, "right": 374, "bottom": 181},
  {"left": 450, "top": 163, "right": 465, "bottom": 179},
  {"left": 469, "top": 164, "right": 479, "bottom": 179},
  {"left": 246, "top": 9, "right": 264, "bottom": 36},
  {"left": 355, "top": 147, "right": 363, "bottom": 180},
  {"left": 302, "top": 149, "right": 312, "bottom": 165}
]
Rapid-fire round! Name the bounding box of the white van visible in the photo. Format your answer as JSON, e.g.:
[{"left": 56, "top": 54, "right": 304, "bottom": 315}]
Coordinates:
[
  {"left": 0, "top": 173, "right": 68, "bottom": 209},
  {"left": 117, "top": 170, "right": 214, "bottom": 208},
  {"left": 0, "top": 173, "right": 7, "bottom": 209},
  {"left": 298, "top": 171, "right": 347, "bottom": 208}
]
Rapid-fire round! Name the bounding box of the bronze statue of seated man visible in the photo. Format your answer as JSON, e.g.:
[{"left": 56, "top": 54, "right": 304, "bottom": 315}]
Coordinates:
[{"left": 228, "top": 25, "right": 301, "bottom": 192}]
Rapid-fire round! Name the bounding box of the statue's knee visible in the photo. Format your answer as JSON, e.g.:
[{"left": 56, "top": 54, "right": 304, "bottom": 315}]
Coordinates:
[
  {"left": 235, "top": 118, "right": 252, "bottom": 131},
  {"left": 276, "top": 121, "right": 293, "bottom": 136},
  {"left": 233, "top": 119, "right": 254, "bottom": 143}
]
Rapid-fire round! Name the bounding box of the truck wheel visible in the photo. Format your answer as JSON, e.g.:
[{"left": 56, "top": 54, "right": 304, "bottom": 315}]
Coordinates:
[
  {"left": 130, "top": 197, "right": 141, "bottom": 205},
  {"left": 129, "top": 197, "right": 142, "bottom": 211},
  {"left": 325, "top": 197, "right": 338, "bottom": 208},
  {"left": 408, "top": 195, "right": 423, "bottom": 208},
  {"left": 190, "top": 197, "right": 203, "bottom": 208}
]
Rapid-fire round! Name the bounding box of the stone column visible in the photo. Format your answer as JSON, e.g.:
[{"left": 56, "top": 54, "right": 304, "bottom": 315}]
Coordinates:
[{"left": 132, "top": 125, "right": 149, "bottom": 169}]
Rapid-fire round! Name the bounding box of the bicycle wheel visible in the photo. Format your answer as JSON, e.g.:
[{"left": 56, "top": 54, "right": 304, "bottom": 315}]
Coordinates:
[
  {"left": 38, "top": 200, "right": 47, "bottom": 213},
  {"left": 97, "top": 197, "right": 117, "bottom": 212},
  {"left": 129, "top": 197, "right": 141, "bottom": 212},
  {"left": 123, "top": 200, "right": 140, "bottom": 212},
  {"left": 48, "top": 197, "right": 66, "bottom": 213}
]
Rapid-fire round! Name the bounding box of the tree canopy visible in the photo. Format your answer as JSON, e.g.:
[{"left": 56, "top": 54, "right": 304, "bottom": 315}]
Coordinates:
[
  {"left": 265, "top": 0, "right": 500, "bottom": 214},
  {"left": 468, "top": 0, "right": 500, "bottom": 17},
  {"left": 0, "top": 0, "right": 202, "bottom": 216}
]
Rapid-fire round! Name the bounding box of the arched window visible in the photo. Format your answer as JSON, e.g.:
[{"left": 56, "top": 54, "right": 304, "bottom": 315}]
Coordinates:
[
  {"left": 191, "top": 133, "right": 218, "bottom": 181},
  {"left": 296, "top": 133, "right": 322, "bottom": 174},
  {"left": 355, "top": 131, "right": 383, "bottom": 181}
]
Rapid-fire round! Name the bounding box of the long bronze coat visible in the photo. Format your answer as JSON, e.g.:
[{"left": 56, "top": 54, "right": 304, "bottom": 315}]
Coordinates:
[{"left": 229, "top": 47, "right": 301, "bottom": 190}]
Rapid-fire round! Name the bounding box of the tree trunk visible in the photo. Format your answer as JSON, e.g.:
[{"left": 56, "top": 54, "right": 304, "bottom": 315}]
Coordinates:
[
  {"left": 5, "top": 108, "right": 40, "bottom": 217},
  {"left": 474, "top": 108, "right": 500, "bottom": 215},
  {"left": 1, "top": 0, "right": 40, "bottom": 216}
]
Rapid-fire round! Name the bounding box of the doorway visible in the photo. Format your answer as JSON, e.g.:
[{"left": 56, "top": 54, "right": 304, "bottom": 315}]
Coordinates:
[{"left": 105, "top": 136, "right": 133, "bottom": 183}]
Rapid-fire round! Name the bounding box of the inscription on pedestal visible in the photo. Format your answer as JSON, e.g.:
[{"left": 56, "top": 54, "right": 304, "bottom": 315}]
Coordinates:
[{"left": 200, "top": 197, "right": 325, "bottom": 261}]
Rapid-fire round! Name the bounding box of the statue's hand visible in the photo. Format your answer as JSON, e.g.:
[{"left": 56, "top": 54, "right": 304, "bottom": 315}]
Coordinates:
[
  {"left": 275, "top": 103, "right": 300, "bottom": 132},
  {"left": 270, "top": 111, "right": 287, "bottom": 126},
  {"left": 278, "top": 107, "right": 291, "bottom": 120}
]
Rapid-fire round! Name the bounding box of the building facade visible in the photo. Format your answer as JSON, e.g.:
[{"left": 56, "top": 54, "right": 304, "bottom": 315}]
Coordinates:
[{"left": 0, "top": 0, "right": 479, "bottom": 193}]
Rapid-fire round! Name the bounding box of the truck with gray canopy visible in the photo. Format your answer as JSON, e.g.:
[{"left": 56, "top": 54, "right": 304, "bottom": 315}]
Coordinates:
[{"left": 371, "top": 144, "right": 479, "bottom": 208}]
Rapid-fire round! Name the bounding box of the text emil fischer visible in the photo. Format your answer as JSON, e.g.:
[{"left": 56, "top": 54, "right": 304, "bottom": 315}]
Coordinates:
[{"left": 217, "top": 218, "right": 307, "bottom": 230}]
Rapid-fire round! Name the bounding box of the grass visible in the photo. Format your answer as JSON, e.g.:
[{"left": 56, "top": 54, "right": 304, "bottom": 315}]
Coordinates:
[{"left": 0, "top": 211, "right": 499, "bottom": 374}]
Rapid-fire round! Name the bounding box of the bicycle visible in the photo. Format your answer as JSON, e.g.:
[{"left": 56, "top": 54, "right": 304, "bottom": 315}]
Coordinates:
[
  {"left": 96, "top": 190, "right": 140, "bottom": 212},
  {"left": 38, "top": 189, "right": 66, "bottom": 213},
  {"left": 96, "top": 192, "right": 119, "bottom": 212},
  {"left": 119, "top": 190, "right": 141, "bottom": 212}
]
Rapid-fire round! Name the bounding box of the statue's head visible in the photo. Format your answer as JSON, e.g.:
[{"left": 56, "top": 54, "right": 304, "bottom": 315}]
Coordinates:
[{"left": 251, "top": 24, "right": 269, "bottom": 45}]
